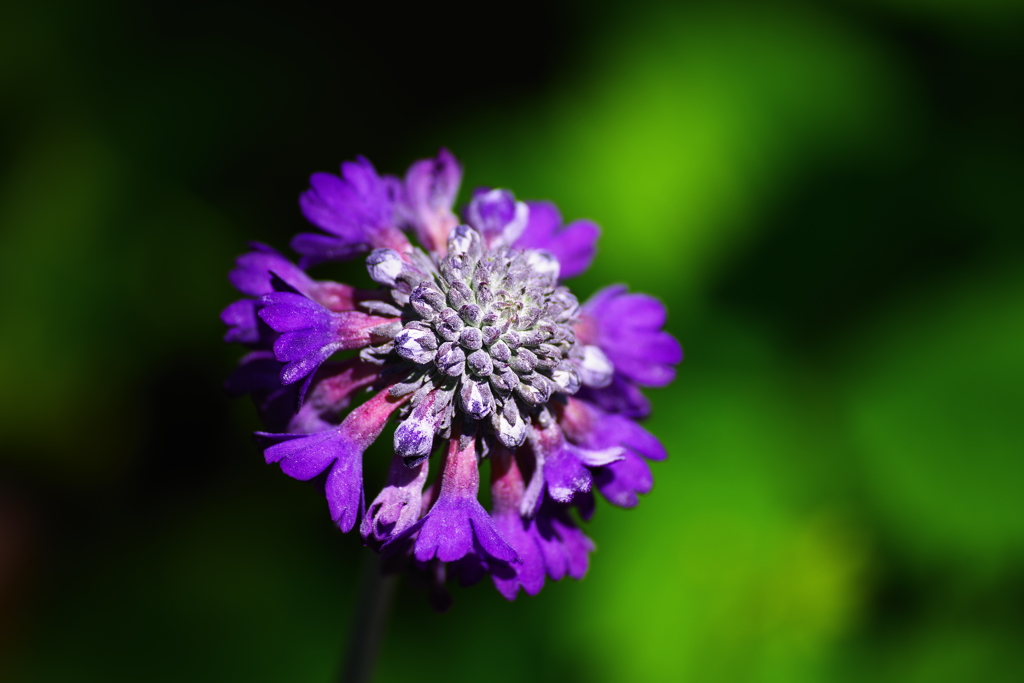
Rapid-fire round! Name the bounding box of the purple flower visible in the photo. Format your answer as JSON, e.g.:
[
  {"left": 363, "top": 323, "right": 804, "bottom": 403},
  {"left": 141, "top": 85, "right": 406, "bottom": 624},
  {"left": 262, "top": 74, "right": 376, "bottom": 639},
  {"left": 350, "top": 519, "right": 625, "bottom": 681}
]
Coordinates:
[
  {"left": 293, "top": 157, "right": 410, "bottom": 268},
  {"left": 559, "top": 397, "right": 667, "bottom": 508},
  {"left": 488, "top": 448, "right": 595, "bottom": 599},
  {"left": 398, "top": 148, "right": 462, "bottom": 254},
  {"left": 408, "top": 433, "right": 519, "bottom": 565},
  {"left": 361, "top": 453, "right": 429, "bottom": 546},
  {"left": 576, "top": 284, "right": 683, "bottom": 387},
  {"left": 260, "top": 388, "right": 408, "bottom": 532},
  {"left": 223, "top": 150, "right": 682, "bottom": 606},
  {"left": 221, "top": 243, "right": 378, "bottom": 346},
  {"left": 514, "top": 201, "right": 599, "bottom": 280},
  {"left": 257, "top": 291, "right": 397, "bottom": 385},
  {"left": 527, "top": 419, "right": 624, "bottom": 506},
  {"left": 464, "top": 188, "right": 529, "bottom": 248}
]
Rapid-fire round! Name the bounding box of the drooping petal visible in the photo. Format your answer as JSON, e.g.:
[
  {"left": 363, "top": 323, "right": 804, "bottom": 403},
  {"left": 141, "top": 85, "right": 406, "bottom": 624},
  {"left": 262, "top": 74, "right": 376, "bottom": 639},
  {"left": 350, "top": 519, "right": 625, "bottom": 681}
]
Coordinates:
[
  {"left": 410, "top": 434, "right": 519, "bottom": 565},
  {"left": 593, "top": 450, "right": 654, "bottom": 508},
  {"left": 361, "top": 453, "right": 429, "bottom": 545},
  {"left": 221, "top": 299, "right": 262, "bottom": 345},
  {"left": 550, "top": 506, "right": 594, "bottom": 580},
  {"left": 532, "top": 496, "right": 595, "bottom": 581},
  {"left": 259, "top": 388, "right": 407, "bottom": 531},
  {"left": 489, "top": 449, "right": 547, "bottom": 599},
  {"left": 514, "top": 201, "right": 599, "bottom": 279}
]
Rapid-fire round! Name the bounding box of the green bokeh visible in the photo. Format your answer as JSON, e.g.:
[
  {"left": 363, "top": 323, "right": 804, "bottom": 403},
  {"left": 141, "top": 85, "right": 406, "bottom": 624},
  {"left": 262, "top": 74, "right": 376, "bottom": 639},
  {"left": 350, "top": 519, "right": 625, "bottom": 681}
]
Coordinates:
[{"left": 2, "top": 1, "right": 1022, "bottom": 682}]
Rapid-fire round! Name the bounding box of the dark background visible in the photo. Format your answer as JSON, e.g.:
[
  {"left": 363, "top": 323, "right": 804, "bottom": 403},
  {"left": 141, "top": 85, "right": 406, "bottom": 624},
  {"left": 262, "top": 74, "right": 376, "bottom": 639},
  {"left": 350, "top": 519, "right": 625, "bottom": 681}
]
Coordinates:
[{"left": 2, "top": 1, "right": 1023, "bottom": 681}]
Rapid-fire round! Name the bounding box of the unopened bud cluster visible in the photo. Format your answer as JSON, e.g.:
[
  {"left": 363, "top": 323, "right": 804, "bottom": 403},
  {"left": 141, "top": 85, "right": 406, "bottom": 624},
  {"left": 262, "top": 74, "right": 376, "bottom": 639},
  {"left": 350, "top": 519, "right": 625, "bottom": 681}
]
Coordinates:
[{"left": 363, "top": 226, "right": 612, "bottom": 463}]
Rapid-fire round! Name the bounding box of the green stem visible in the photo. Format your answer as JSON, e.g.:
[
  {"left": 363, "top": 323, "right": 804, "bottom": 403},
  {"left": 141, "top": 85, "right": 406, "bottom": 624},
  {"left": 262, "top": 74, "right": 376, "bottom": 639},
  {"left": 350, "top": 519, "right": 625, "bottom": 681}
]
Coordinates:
[{"left": 338, "top": 553, "right": 397, "bottom": 683}]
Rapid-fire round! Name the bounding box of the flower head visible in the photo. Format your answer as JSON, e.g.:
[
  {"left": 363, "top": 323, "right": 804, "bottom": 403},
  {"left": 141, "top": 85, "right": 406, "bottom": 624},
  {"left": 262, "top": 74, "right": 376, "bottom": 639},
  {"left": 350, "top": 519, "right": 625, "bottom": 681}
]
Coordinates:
[{"left": 223, "top": 150, "right": 682, "bottom": 605}]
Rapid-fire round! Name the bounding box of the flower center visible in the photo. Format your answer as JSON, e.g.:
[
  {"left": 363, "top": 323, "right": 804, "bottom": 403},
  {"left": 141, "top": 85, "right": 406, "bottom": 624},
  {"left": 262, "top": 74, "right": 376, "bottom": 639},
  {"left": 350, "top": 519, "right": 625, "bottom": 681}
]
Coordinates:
[{"left": 366, "top": 226, "right": 585, "bottom": 451}]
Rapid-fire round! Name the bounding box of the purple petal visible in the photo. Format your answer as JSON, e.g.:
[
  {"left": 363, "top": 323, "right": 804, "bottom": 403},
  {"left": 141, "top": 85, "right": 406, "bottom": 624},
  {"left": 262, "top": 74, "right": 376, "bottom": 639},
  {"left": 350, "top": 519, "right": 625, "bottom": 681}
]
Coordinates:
[
  {"left": 514, "top": 201, "right": 599, "bottom": 279},
  {"left": 488, "top": 447, "right": 546, "bottom": 599},
  {"left": 258, "top": 291, "right": 396, "bottom": 385},
  {"left": 263, "top": 428, "right": 344, "bottom": 481},
  {"left": 576, "top": 373, "right": 652, "bottom": 419},
  {"left": 529, "top": 422, "right": 594, "bottom": 504},
  {"left": 411, "top": 435, "right": 518, "bottom": 564},
  {"left": 533, "top": 497, "right": 595, "bottom": 581},
  {"left": 561, "top": 398, "right": 668, "bottom": 461},
  {"left": 229, "top": 243, "right": 313, "bottom": 297},
  {"left": 552, "top": 513, "right": 594, "bottom": 580},
  {"left": 361, "top": 453, "right": 429, "bottom": 544},
  {"left": 399, "top": 148, "right": 462, "bottom": 252},
  {"left": 221, "top": 299, "right": 261, "bottom": 345},
  {"left": 464, "top": 187, "right": 529, "bottom": 248},
  {"left": 594, "top": 450, "right": 653, "bottom": 508},
  {"left": 413, "top": 497, "right": 515, "bottom": 563},
  {"left": 490, "top": 515, "right": 547, "bottom": 599},
  {"left": 288, "top": 360, "right": 380, "bottom": 434},
  {"left": 259, "top": 388, "right": 407, "bottom": 531},
  {"left": 450, "top": 552, "right": 490, "bottom": 587},
  {"left": 578, "top": 285, "right": 683, "bottom": 387},
  {"left": 290, "top": 232, "right": 371, "bottom": 269},
  {"left": 295, "top": 157, "right": 408, "bottom": 267}
]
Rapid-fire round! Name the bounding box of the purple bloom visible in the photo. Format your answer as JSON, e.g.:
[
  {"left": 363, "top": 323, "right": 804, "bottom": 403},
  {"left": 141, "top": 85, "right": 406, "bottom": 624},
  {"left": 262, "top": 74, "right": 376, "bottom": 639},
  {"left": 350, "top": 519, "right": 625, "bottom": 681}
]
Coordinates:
[
  {"left": 514, "top": 201, "right": 599, "bottom": 280},
  {"left": 361, "top": 452, "right": 429, "bottom": 546},
  {"left": 559, "top": 397, "right": 666, "bottom": 508},
  {"left": 576, "top": 284, "right": 683, "bottom": 387},
  {"left": 224, "top": 150, "right": 681, "bottom": 606},
  {"left": 409, "top": 433, "right": 519, "bottom": 565},
  {"left": 464, "top": 188, "right": 529, "bottom": 248},
  {"left": 527, "top": 419, "right": 624, "bottom": 505},
  {"left": 534, "top": 499, "right": 594, "bottom": 581},
  {"left": 398, "top": 148, "right": 462, "bottom": 254},
  {"left": 261, "top": 388, "right": 408, "bottom": 531},
  {"left": 221, "top": 299, "right": 264, "bottom": 345},
  {"left": 257, "top": 291, "right": 397, "bottom": 385},
  {"left": 488, "top": 448, "right": 595, "bottom": 599},
  {"left": 221, "top": 243, "right": 375, "bottom": 345},
  {"left": 293, "top": 157, "right": 410, "bottom": 268}
]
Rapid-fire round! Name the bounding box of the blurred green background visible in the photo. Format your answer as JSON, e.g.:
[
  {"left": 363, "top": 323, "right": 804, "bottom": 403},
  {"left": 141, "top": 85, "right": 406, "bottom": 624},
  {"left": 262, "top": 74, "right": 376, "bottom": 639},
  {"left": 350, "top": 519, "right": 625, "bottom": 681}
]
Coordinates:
[{"left": 2, "top": 0, "right": 1023, "bottom": 681}]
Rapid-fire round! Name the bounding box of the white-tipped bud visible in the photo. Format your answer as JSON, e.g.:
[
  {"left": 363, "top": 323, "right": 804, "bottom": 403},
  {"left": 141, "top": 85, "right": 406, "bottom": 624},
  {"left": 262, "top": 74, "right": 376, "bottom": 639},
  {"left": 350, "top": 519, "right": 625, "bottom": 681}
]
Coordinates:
[
  {"left": 366, "top": 248, "right": 405, "bottom": 286},
  {"left": 394, "top": 327, "right": 438, "bottom": 364},
  {"left": 435, "top": 342, "right": 466, "bottom": 377},
  {"left": 577, "top": 344, "right": 614, "bottom": 388},
  {"left": 496, "top": 406, "right": 528, "bottom": 448},
  {"left": 459, "top": 379, "right": 494, "bottom": 420},
  {"left": 466, "top": 349, "right": 493, "bottom": 377},
  {"left": 552, "top": 360, "right": 581, "bottom": 394},
  {"left": 526, "top": 249, "right": 560, "bottom": 281},
  {"left": 447, "top": 225, "right": 482, "bottom": 263}
]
